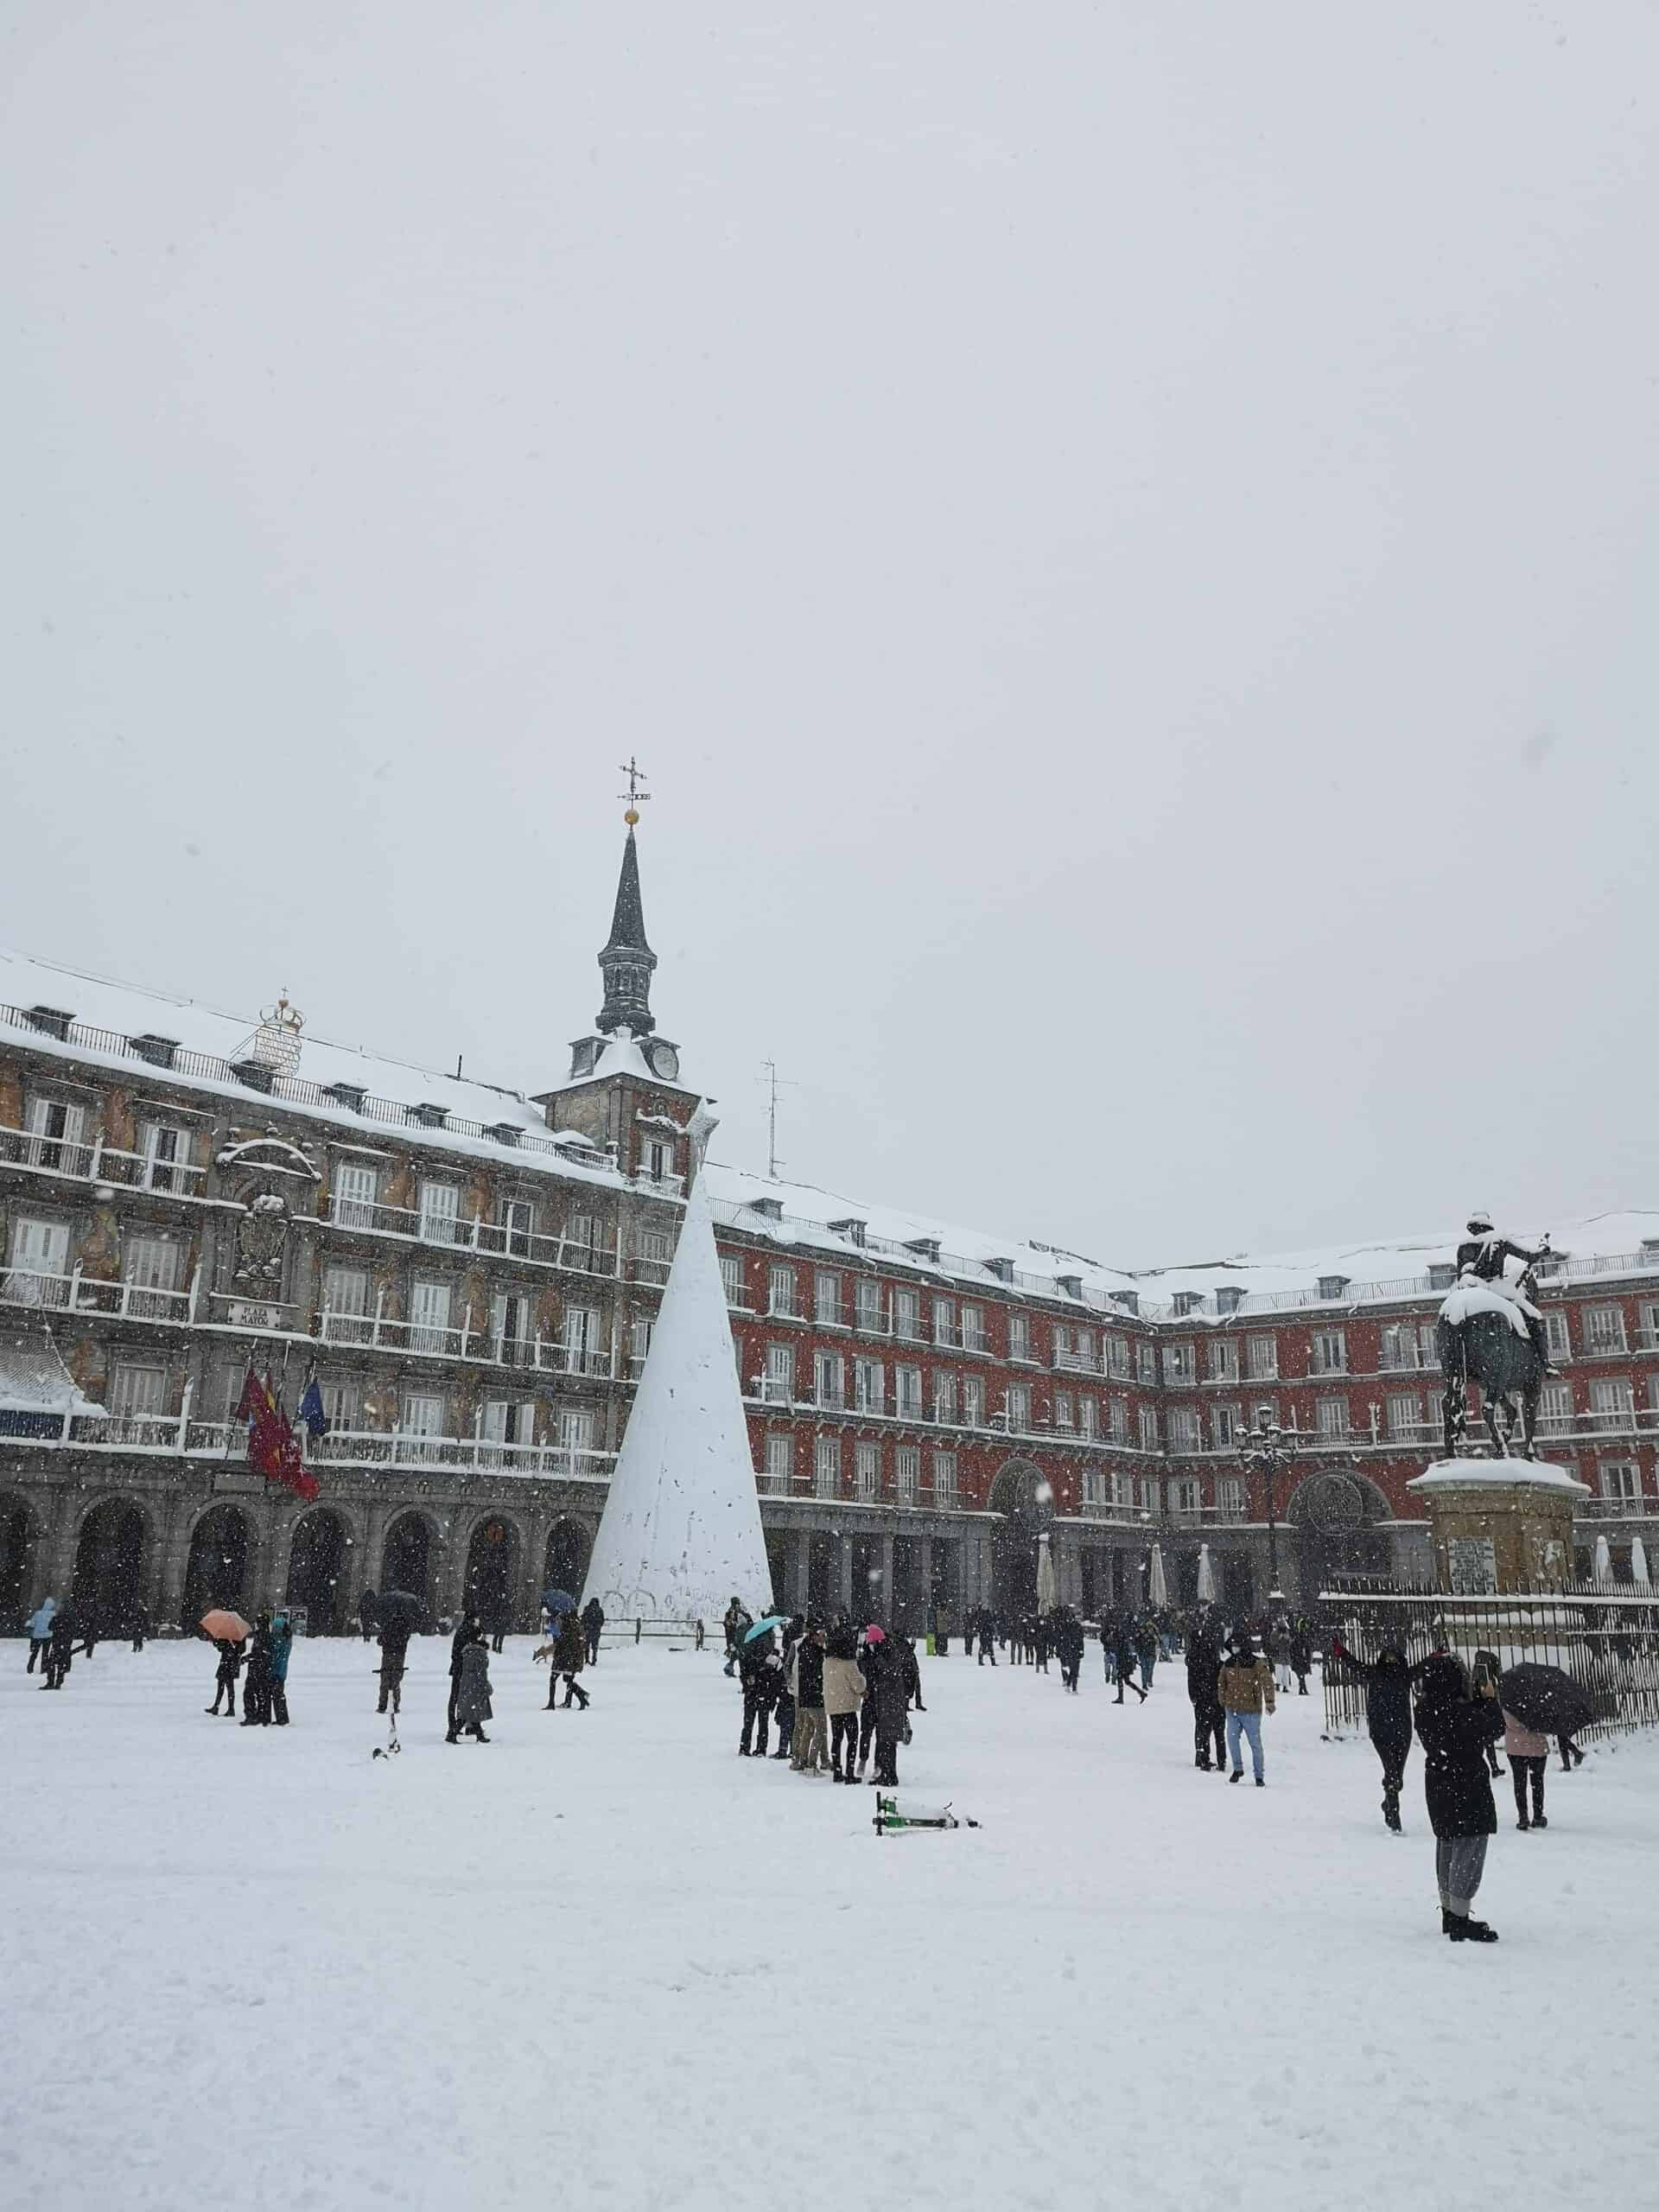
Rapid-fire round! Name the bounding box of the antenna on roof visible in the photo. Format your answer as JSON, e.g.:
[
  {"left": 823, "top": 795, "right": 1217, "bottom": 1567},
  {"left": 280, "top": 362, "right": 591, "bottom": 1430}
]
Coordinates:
[{"left": 760, "top": 1058, "right": 797, "bottom": 1182}]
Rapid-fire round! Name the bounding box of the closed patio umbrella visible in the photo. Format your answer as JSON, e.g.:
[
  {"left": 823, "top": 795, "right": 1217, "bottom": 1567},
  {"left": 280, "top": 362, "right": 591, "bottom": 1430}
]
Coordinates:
[
  {"left": 1197, "top": 1544, "right": 1217, "bottom": 1605},
  {"left": 1147, "top": 1542, "right": 1168, "bottom": 1610},
  {"left": 1630, "top": 1536, "right": 1650, "bottom": 1588},
  {"left": 1593, "top": 1534, "right": 1614, "bottom": 1584},
  {"left": 1035, "top": 1533, "right": 1058, "bottom": 1615}
]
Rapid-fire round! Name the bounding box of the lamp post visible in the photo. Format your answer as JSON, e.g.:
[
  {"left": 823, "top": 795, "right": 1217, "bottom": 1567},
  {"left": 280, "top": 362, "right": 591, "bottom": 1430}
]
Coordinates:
[{"left": 1237, "top": 1419, "right": 1300, "bottom": 1609}]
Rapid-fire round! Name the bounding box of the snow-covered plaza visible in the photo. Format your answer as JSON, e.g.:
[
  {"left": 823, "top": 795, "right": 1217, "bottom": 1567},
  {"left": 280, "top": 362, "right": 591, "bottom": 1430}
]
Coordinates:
[{"left": 3, "top": 1635, "right": 1653, "bottom": 2211}]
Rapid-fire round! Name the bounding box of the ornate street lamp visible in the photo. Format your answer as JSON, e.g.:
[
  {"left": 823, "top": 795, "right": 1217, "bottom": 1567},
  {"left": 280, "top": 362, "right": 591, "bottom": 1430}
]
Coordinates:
[{"left": 1237, "top": 1418, "right": 1300, "bottom": 1608}]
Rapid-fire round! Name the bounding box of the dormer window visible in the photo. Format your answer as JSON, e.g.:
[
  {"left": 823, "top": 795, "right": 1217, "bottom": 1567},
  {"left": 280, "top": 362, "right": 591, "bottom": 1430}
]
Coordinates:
[
  {"left": 569, "top": 1038, "right": 601, "bottom": 1081},
  {"left": 1427, "top": 1263, "right": 1457, "bottom": 1293},
  {"left": 1318, "top": 1274, "right": 1351, "bottom": 1301},
  {"left": 1216, "top": 1286, "right": 1245, "bottom": 1316},
  {"left": 130, "top": 1033, "right": 180, "bottom": 1069},
  {"left": 25, "top": 1006, "right": 74, "bottom": 1039},
  {"left": 409, "top": 1103, "right": 449, "bottom": 1130},
  {"left": 1173, "top": 1292, "right": 1204, "bottom": 1318},
  {"left": 323, "top": 1082, "right": 368, "bottom": 1113}
]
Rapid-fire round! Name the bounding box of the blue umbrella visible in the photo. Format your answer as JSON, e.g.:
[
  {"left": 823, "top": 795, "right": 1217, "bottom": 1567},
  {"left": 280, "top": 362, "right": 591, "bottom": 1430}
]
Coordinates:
[
  {"left": 743, "top": 1614, "right": 787, "bottom": 1643},
  {"left": 543, "top": 1587, "right": 578, "bottom": 1617}
]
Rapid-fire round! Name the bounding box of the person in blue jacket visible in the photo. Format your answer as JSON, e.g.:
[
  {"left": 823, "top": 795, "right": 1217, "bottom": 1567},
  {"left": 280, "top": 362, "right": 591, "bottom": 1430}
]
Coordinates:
[
  {"left": 26, "top": 1595, "right": 57, "bottom": 1674},
  {"left": 268, "top": 1611, "right": 294, "bottom": 1726}
]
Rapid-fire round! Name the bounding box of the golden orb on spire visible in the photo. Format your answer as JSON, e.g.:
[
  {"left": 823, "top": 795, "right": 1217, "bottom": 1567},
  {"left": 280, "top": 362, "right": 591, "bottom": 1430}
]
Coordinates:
[{"left": 625, "top": 808, "right": 639, "bottom": 827}]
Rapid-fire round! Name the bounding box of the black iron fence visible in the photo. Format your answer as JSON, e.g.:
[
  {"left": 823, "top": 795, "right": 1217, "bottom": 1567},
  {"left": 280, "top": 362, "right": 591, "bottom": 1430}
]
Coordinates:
[{"left": 1317, "top": 1577, "right": 1659, "bottom": 1743}]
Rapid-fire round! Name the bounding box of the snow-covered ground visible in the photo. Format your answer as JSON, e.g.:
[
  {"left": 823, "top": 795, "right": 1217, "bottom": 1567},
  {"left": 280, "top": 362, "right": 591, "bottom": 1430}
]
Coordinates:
[{"left": 2, "top": 1636, "right": 1652, "bottom": 2212}]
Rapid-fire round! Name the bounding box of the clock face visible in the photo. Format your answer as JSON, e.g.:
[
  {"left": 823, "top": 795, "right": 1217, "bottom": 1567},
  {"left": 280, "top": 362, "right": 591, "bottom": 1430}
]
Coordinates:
[{"left": 647, "top": 1040, "right": 680, "bottom": 1081}]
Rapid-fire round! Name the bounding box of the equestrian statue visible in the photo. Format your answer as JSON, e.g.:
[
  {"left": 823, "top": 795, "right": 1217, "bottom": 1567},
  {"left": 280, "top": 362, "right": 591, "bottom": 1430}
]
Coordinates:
[{"left": 1437, "top": 1210, "right": 1554, "bottom": 1459}]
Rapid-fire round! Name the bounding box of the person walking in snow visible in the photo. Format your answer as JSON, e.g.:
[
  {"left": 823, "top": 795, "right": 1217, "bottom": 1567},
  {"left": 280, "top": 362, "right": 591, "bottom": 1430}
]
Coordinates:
[
  {"left": 26, "top": 1595, "right": 57, "bottom": 1675},
  {"left": 823, "top": 1621, "right": 867, "bottom": 1783},
  {"left": 1330, "top": 1637, "right": 1423, "bottom": 1831},
  {"left": 555, "top": 1606, "right": 589, "bottom": 1707},
  {"left": 42, "top": 1603, "right": 79, "bottom": 1690},
  {"left": 1134, "top": 1615, "right": 1160, "bottom": 1692},
  {"left": 721, "top": 1597, "right": 751, "bottom": 1677},
  {"left": 377, "top": 1612, "right": 413, "bottom": 1715},
  {"left": 357, "top": 1588, "right": 378, "bottom": 1644},
  {"left": 1054, "top": 1609, "right": 1085, "bottom": 1694},
  {"left": 1219, "top": 1634, "right": 1275, "bottom": 1785},
  {"left": 206, "top": 1634, "right": 244, "bottom": 1717},
  {"left": 976, "top": 1611, "right": 996, "bottom": 1667},
  {"left": 454, "top": 1634, "right": 493, "bottom": 1743},
  {"left": 1186, "top": 1621, "right": 1227, "bottom": 1771},
  {"left": 1112, "top": 1617, "right": 1146, "bottom": 1705},
  {"left": 1289, "top": 1622, "right": 1313, "bottom": 1696},
  {"left": 1415, "top": 1653, "right": 1504, "bottom": 1942},
  {"left": 582, "top": 1596, "right": 605, "bottom": 1665},
  {"left": 865, "top": 1629, "right": 913, "bottom": 1787},
  {"left": 1503, "top": 1707, "right": 1550, "bottom": 1831},
  {"left": 789, "top": 1624, "right": 830, "bottom": 1774}
]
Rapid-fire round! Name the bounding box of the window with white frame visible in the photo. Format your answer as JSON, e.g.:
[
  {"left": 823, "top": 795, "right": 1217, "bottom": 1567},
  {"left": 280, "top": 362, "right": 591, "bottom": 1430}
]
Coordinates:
[
  {"left": 1599, "top": 1461, "right": 1641, "bottom": 1502},
  {"left": 1052, "top": 1324, "right": 1071, "bottom": 1366},
  {"left": 720, "top": 1253, "right": 746, "bottom": 1307},
  {"left": 322, "top": 1377, "right": 362, "bottom": 1430},
  {"left": 561, "top": 1302, "right": 601, "bottom": 1371},
  {"left": 491, "top": 1290, "right": 536, "bottom": 1363},
  {"left": 138, "top": 1120, "right": 194, "bottom": 1193},
  {"left": 1075, "top": 1326, "right": 1096, "bottom": 1370},
  {"left": 1136, "top": 1342, "right": 1158, "bottom": 1384},
  {"left": 497, "top": 1195, "right": 534, "bottom": 1256},
  {"left": 764, "top": 1343, "right": 796, "bottom": 1402},
  {"left": 1166, "top": 1406, "right": 1200, "bottom": 1452},
  {"left": 855, "top": 1357, "right": 885, "bottom": 1413},
  {"left": 480, "top": 1399, "right": 535, "bottom": 1449},
  {"left": 556, "top": 1408, "right": 595, "bottom": 1459},
  {"left": 1164, "top": 1342, "right": 1196, "bottom": 1386},
  {"left": 109, "top": 1361, "right": 167, "bottom": 1419},
  {"left": 768, "top": 1264, "right": 798, "bottom": 1318},
  {"left": 638, "top": 1228, "right": 673, "bottom": 1277},
  {"left": 1080, "top": 1396, "right": 1098, "bottom": 1439},
  {"left": 932, "top": 1296, "right": 955, "bottom": 1346},
  {"left": 1082, "top": 1465, "right": 1104, "bottom": 1509},
  {"left": 1545, "top": 1311, "right": 1571, "bottom": 1360},
  {"left": 1315, "top": 1397, "right": 1351, "bottom": 1438},
  {"left": 322, "top": 1263, "right": 371, "bottom": 1342},
  {"left": 1539, "top": 1379, "right": 1573, "bottom": 1428},
  {"left": 1110, "top": 1469, "right": 1132, "bottom": 1510},
  {"left": 123, "top": 1235, "right": 181, "bottom": 1316},
  {"left": 816, "top": 1270, "right": 843, "bottom": 1325},
  {"left": 23, "top": 1095, "right": 88, "bottom": 1173},
  {"left": 1053, "top": 1389, "right": 1074, "bottom": 1429},
  {"left": 1310, "top": 1329, "right": 1347, "bottom": 1376},
  {"left": 1386, "top": 1392, "right": 1420, "bottom": 1439},
  {"left": 1380, "top": 1324, "right": 1417, "bottom": 1373},
  {"left": 401, "top": 1391, "right": 445, "bottom": 1446},
  {"left": 417, "top": 1179, "right": 461, "bottom": 1246},
  {"left": 1584, "top": 1304, "right": 1628, "bottom": 1356},
  {"left": 895, "top": 1446, "right": 919, "bottom": 1504},
  {"left": 962, "top": 1375, "right": 984, "bottom": 1427},
  {"left": 814, "top": 1434, "right": 841, "bottom": 1499},
  {"left": 1105, "top": 1333, "right": 1130, "bottom": 1378},
  {"left": 1169, "top": 1476, "right": 1201, "bottom": 1516},
  {"left": 409, "top": 1277, "right": 454, "bottom": 1354},
  {"left": 1216, "top": 1476, "right": 1245, "bottom": 1518},
  {"left": 765, "top": 1433, "right": 793, "bottom": 1486},
  {"left": 1006, "top": 1382, "right": 1030, "bottom": 1431},
  {"left": 961, "top": 1303, "right": 987, "bottom": 1353},
  {"left": 1211, "top": 1403, "right": 1239, "bottom": 1447},
  {"left": 332, "top": 1160, "right": 378, "bottom": 1229},
  {"left": 934, "top": 1371, "right": 958, "bottom": 1425},
  {"left": 1139, "top": 1405, "right": 1160, "bottom": 1451},
  {"left": 8, "top": 1216, "right": 70, "bottom": 1302},
  {"left": 628, "top": 1316, "right": 654, "bottom": 1369},
  {"left": 896, "top": 1365, "right": 923, "bottom": 1418},
  {"left": 1109, "top": 1397, "right": 1130, "bottom": 1443},
  {"left": 642, "top": 1135, "right": 677, "bottom": 1183},
  {"left": 855, "top": 1278, "right": 886, "bottom": 1332},
  {"left": 931, "top": 1451, "right": 957, "bottom": 1504},
  {"left": 1246, "top": 1334, "right": 1279, "bottom": 1380},
  {"left": 893, "top": 1287, "right": 921, "bottom": 1341},
  {"left": 563, "top": 1214, "right": 601, "bottom": 1269},
  {"left": 1208, "top": 1339, "right": 1240, "bottom": 1382},
  {"left": 1590, "top": 1377, "right": 1634, "bottom": 1426},
  {"left": 1007, "top": 1312, "right": 1031, "bottom": 1362},
  {"left": 814, "top": 1351, "right": 844, "bottom": 1408},
  {"left": 855, "top": 1440, "right": 880, "bottom": 1499},
  {"left": 1647, "top": 1374, "right": 1659, "bottom": 1413}
]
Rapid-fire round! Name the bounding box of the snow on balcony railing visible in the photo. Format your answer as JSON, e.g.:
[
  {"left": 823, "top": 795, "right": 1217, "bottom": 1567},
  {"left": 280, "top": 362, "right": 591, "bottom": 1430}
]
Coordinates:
[
  {"left": 325, "top": 1191, "right": 619, "bottom": 1275},
  {"left": 308, "top": 1428, "right": 614, "bottom": 1482},
  {"left": 0, "top": 1124, "right": 211, "bottom": 1197},
  {"left": 318, "top": 1306, "right": 613, "bottom": 1376},
  {"left": 0, "top": 1268, "right": 193, "bottom": 1324}
]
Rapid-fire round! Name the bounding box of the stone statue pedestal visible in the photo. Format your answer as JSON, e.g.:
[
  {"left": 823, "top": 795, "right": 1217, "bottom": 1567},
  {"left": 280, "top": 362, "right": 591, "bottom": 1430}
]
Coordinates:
[{"left": 1405, "top": 1460, "right": 1588, "bottom": 1592}]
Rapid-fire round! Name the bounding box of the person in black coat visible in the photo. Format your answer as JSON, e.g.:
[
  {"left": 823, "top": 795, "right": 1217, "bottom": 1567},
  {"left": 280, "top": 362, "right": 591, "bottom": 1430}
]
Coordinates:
[
  {"left": 358, "top": 1588, "right": 378, "bottom": 1644},
  {"left": 206, "top": 1634, "right": 244, "bottom": 1716},
  {"left": 582, "top": 1597, "right": 605, "bottom": 1665},
  {"left": 737, "top": 1627, "right": 780, "bottom": 1756},
  {"left": 240, "top": 1613, "right": 275, "bottom": 1726},
  {"left": 1415, "top": 1654, "right": 1505, "bottom": 1942},
  {"left": 1185, "top": 1627, "right": 1226, "bottom": 1770},
  {"left": 1331, "top": 1637, "right": 1427, "bottom": 1830},
  {"left": 447, "top": 1611, "right": 482, "bottom": 1738},
  {"left": 1113, "top": 1617, "right": 1146, "bottom": 1705},
  {"left": 1289, "top": 1624, "right": 1313, "bottom": 1696},
  {"left": 1053, "top": 1610, "right": 1085, "bottom": 1694},
  {"left": 866, "top": 1633, "right": 913, "bottom": 1786}
]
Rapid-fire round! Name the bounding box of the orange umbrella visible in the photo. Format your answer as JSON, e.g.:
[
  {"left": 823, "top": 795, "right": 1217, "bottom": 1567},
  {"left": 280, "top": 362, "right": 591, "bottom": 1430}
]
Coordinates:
[{"left": 200, "top": 1608, "right": 251, "bottom": 1642}]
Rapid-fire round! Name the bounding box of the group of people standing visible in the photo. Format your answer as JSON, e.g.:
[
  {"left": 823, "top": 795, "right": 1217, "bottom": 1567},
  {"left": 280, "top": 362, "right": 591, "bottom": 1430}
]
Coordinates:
[
  {"left": 204, "top": 1611, "right": 294, "bottom": 1725},
  {"left": 728, "top": 1603, "right": 924, "bottom": 1786}
]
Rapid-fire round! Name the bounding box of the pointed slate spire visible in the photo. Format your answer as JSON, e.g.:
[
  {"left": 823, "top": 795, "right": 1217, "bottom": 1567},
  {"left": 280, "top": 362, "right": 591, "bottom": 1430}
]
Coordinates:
[
  {"left": 582, "top": 1167, "right": 773, "bottom": 1624},
  {"left": 596, "top": 827, "right": 658, "bottom": 1035}
]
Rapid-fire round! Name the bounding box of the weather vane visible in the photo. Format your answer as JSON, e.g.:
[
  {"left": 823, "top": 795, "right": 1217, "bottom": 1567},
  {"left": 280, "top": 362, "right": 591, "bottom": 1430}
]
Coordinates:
[{"left": 618, "top": 756, "right": 652, "bottom": 827}]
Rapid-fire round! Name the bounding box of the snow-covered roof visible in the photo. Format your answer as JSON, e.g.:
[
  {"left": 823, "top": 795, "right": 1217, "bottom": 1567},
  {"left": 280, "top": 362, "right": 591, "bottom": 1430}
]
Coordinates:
[{"left": 0, "top": 1330, "right": 104, "bottom": 1416}]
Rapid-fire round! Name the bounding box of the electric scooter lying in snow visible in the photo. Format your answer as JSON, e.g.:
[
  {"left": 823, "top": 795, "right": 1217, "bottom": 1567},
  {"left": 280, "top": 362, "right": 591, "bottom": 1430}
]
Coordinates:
[{"left": 872, "top": 1792, "right": 980, "bottom": 1836}]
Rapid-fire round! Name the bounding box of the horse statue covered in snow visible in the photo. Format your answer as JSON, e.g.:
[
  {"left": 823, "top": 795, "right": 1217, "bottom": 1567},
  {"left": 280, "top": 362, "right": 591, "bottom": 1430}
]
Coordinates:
[{"left": 1437, "top": 1213, "right": 1552, "bottom": 1459}]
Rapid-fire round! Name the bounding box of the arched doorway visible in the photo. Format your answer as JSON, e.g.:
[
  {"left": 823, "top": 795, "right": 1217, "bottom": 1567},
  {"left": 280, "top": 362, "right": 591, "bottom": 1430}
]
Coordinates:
[
  {"left": 988, "top": 1460, "right": 1053, "bottom": 1619},
  {"left": 1288, "top": 1471, "right": 1393, "bottom": 1602},
  {"left": 544, "top": 1518, "right": 591, "bottom": 1599},
  {"left": 382, "top": 1512, "right": 435, "bottom": 1613},
  {"left": 73, "top": 1498, "right": 149, "bottom": 1633},
  {"left": 287, "top": 1510, "right": 350, "bottom": 1633},
  {"left": 464, "top": 1516, "right": 520, "bottom": 1630},
  {"left": 0, "top": 1493, "right": 38, "bottom": 1630},
  {"left": 181, "top": 1505, "right": 254, "bottom": 1627}
]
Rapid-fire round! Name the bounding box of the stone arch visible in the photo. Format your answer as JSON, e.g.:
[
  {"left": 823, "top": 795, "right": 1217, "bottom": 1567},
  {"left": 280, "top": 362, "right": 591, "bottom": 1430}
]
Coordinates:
[
  {"left": 181, "top": 1503, "right": 257, "bottom": 1628},
  {"left": 0, "top": 1490, "right": 43, "bottom": 1630},
  {"left": 988, "top": 1459, "right": 1054, "bottom": 1620},
  {"left": 543, "top": 1516, "right": 592, "bottom": 1601},
  {"left": 286, "top": 1508, "right": 353, "bottom": 1633},
  {"left": 381, "top": 1509, "right": 441, "bottom": 1615},
  {"left": 72, "top": 1495, "right": 154, "bottom": 1633},
  {"left": 1286, "top": 1467, "right": 1394, "bottom": 1598},
  {"left": 461, "top": 1510, "right": 524, "bottom": 1630}
]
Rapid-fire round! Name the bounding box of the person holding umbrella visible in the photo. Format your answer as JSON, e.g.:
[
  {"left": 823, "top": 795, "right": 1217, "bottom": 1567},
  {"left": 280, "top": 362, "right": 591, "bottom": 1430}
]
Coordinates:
[
  {"left": 737, "top": 1618, "right": 785, "bottom": 1755},
  {"left": 1415, "top": 1654, "right": 1504, "bottom": 1942}
]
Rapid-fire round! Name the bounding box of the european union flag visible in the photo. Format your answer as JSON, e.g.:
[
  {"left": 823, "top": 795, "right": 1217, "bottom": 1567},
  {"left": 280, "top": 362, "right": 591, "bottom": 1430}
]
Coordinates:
[{"left": 297, "top": 1370, "right": 329, "bottom": 1440}]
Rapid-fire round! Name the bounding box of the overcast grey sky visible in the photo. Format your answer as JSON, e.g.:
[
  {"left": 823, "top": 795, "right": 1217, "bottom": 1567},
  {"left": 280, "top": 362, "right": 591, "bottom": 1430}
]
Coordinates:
[{"left": 3, "top": 3, "right": 1656, "bottom": 1265}]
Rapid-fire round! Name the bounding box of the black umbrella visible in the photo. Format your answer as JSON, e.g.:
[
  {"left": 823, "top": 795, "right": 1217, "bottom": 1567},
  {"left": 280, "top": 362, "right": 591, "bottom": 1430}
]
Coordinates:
[
  {"left": 375, "top": 1589, "right": 425, "bottom": 1634},
  {"left": 1497, "top": 1662, "right": 1600, "bottom": 1738}
]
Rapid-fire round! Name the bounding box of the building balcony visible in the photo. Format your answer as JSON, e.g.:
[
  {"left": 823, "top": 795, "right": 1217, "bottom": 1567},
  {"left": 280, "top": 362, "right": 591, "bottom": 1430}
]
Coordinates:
[
  {"left": 318, "top": 1308, "right": 613, "bottom": 1378},
  {"left": 321, "top": 1192, "right": 618, "bottom": 1277},
  {"left": 0, "top": 1124, "right": 210, "bottom": 1200},
  {"left": 1577, "top": 1495, "right": 1659, "bottom": 1520},
  {"left": 306, "top": 1427, "right": 614, "bottom": 1483},
  {"left": 1, "top": 1266, "right": 193, "bottom": 1325}
]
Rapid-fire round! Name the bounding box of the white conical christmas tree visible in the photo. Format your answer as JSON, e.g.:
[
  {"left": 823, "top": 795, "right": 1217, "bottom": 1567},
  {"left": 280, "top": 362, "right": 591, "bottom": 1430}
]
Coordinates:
[{"left": 582, "top": 1163, "right": 773, "bottom": 1625}]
